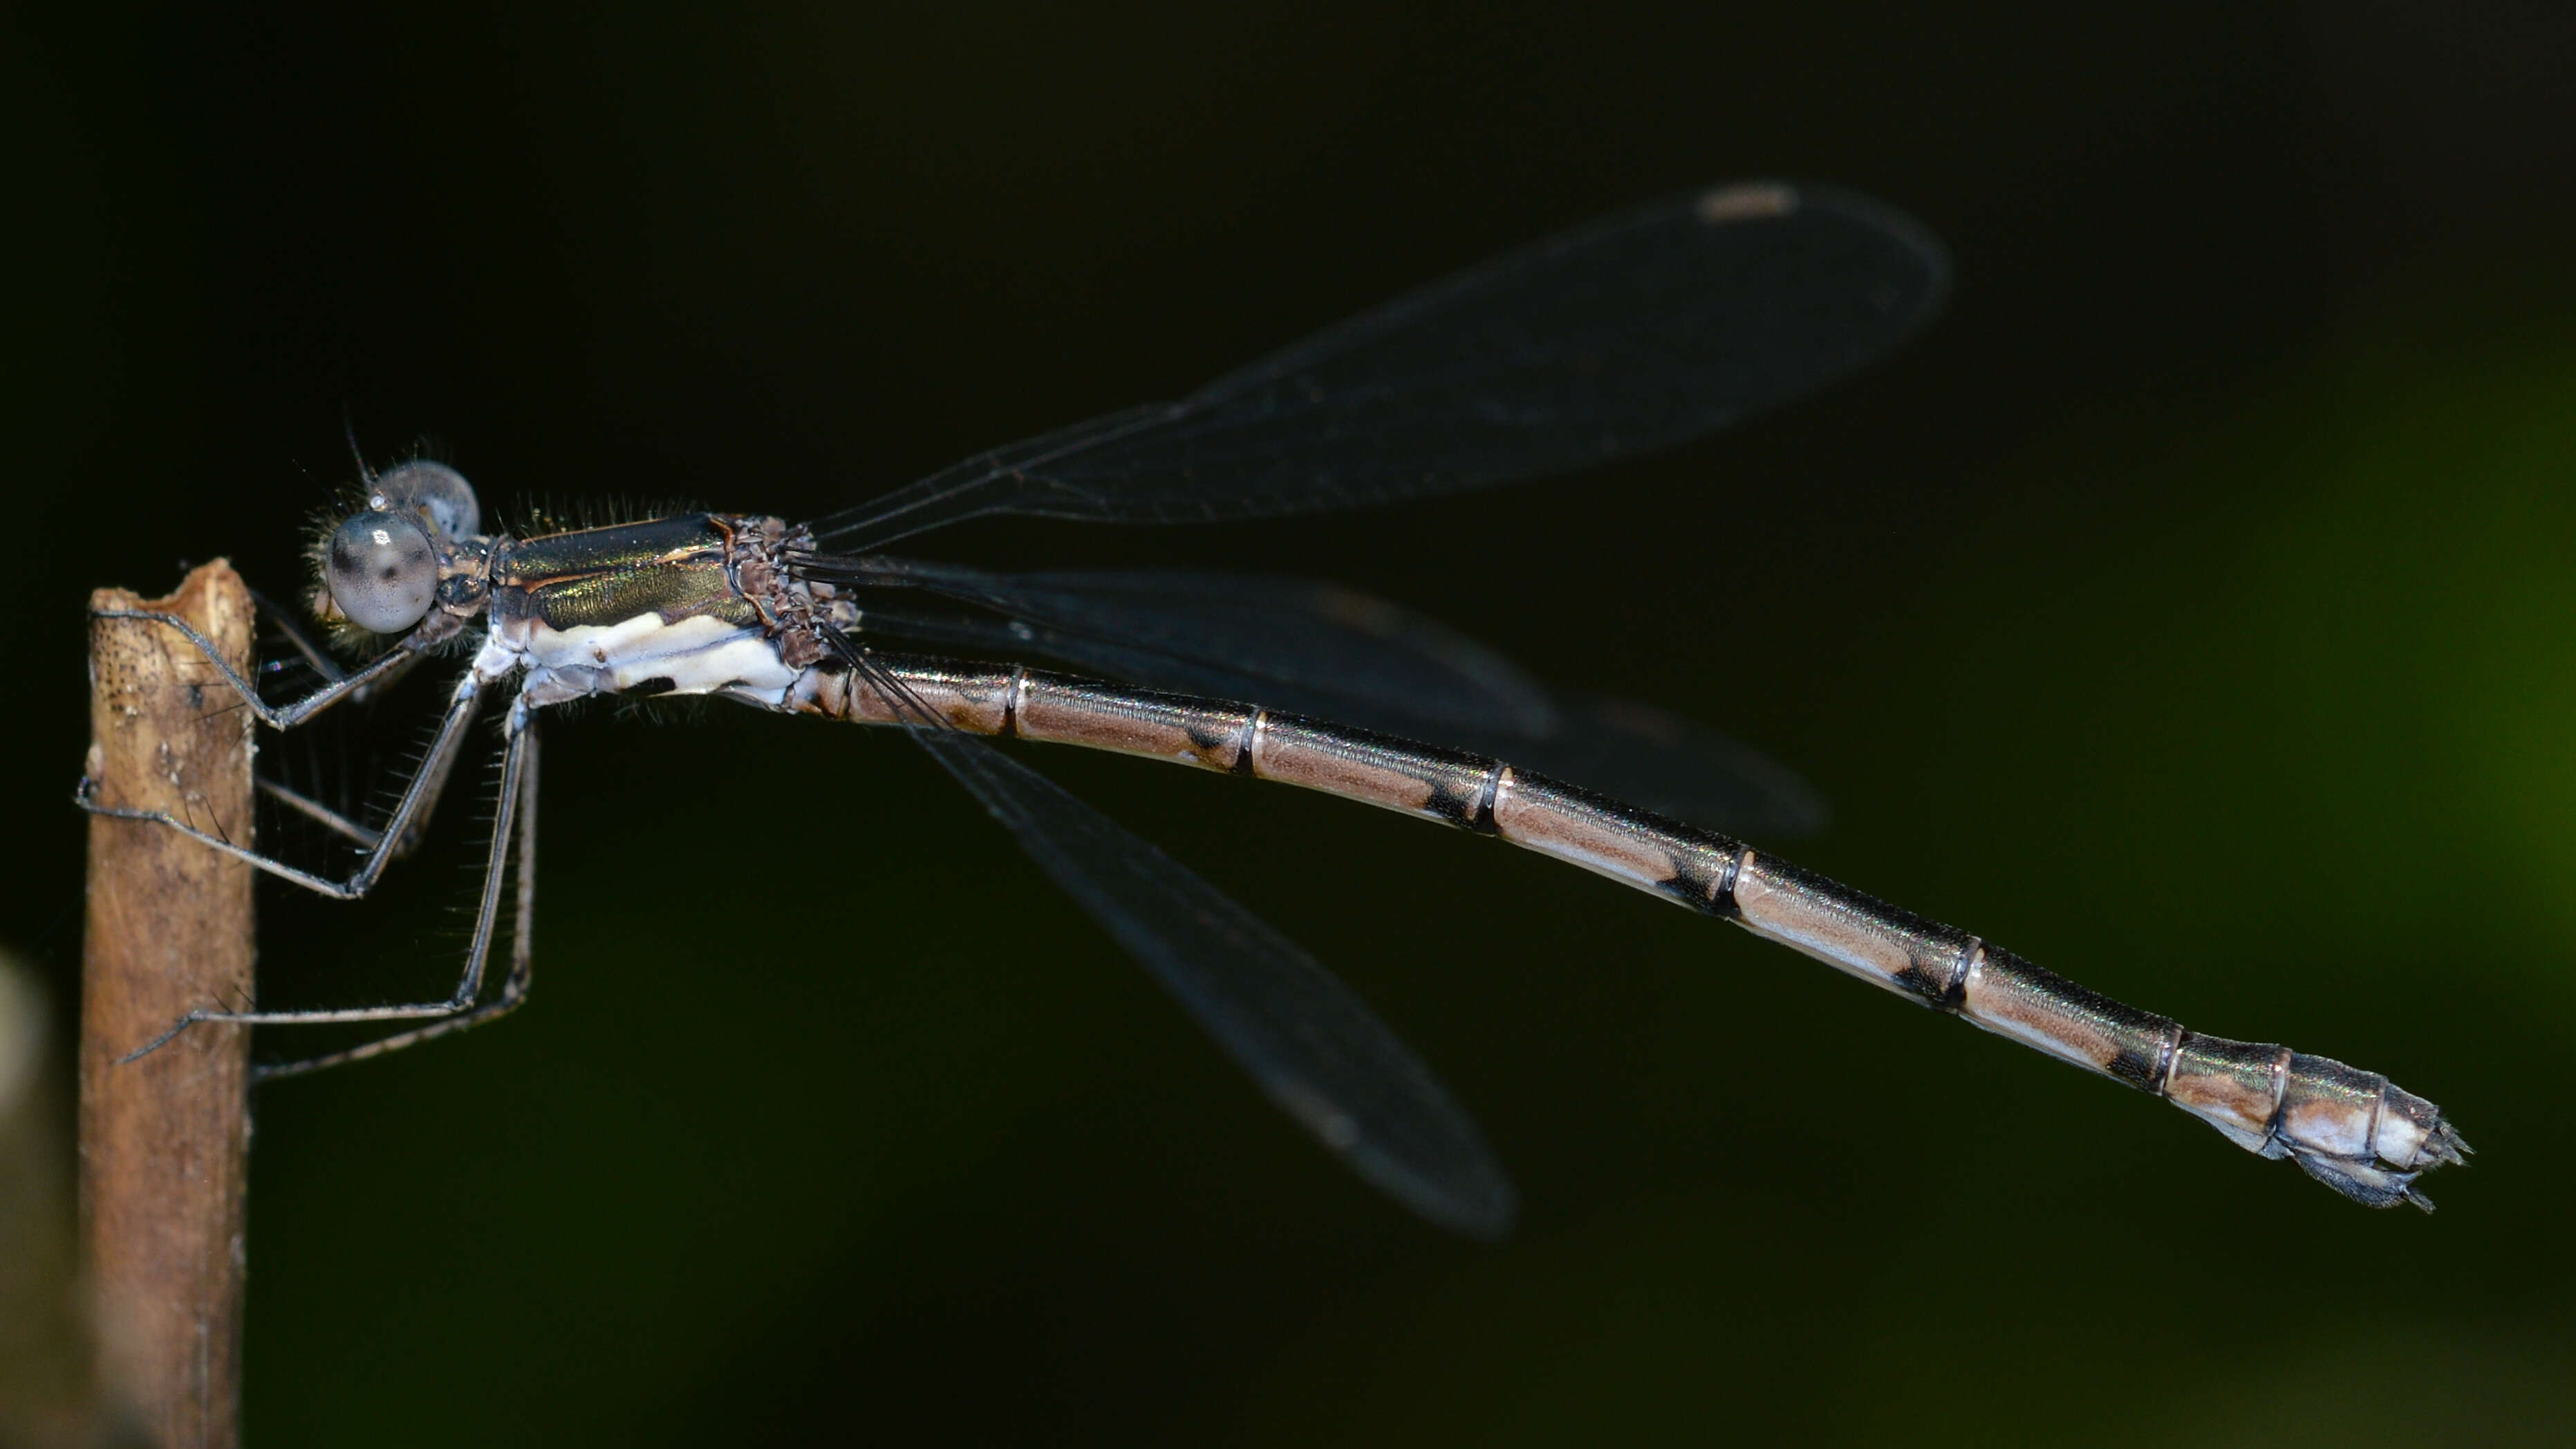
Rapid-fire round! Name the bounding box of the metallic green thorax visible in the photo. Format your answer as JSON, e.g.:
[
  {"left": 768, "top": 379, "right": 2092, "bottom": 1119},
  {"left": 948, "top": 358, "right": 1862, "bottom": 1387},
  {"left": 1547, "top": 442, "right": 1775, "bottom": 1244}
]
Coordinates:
[{"left": 487, "top": 514, "right": 761, "bottom": 633}]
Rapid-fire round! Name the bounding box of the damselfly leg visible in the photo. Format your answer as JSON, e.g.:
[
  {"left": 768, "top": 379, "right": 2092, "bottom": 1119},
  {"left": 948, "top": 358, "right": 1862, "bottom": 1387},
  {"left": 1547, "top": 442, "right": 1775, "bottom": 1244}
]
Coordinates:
[
  {"left": 80, "top": 587, "right": 539, "bottom": 1074},
  {"left": 230, "top": 597, "right": 479, "bottom": 855},
  {"left": 248, "top": 715, "right": 542, "bottom": 1081},
  {"left": 93, "top": 666, "right": 541, "bottom": 1077},
  {"left": 79, "top": 628, "right": 487, "bottom": 904}
]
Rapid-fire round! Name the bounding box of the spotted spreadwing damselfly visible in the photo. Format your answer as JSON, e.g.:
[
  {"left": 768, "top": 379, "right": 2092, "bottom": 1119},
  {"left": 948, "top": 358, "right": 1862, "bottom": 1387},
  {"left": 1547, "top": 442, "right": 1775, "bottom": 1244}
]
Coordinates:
[{"left": 80, "top": 181, "right": 2465, "bottom": 1236}]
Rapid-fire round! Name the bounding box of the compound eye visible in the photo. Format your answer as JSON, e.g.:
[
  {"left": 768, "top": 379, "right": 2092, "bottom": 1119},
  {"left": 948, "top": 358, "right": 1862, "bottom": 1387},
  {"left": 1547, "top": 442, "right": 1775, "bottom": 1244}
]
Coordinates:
[
  {"left": 373, "top": 460, "right": 480, "bottom": 540},
  {"left": 326, "top": 509, "right": 438, "bottom": 633}
]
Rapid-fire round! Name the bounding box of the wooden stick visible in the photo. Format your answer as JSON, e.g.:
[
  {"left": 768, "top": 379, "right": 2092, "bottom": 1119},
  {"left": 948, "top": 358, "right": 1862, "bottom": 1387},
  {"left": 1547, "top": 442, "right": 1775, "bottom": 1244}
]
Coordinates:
[{"left": 82, "top": 561, "right": 256, "bottom": 1449}]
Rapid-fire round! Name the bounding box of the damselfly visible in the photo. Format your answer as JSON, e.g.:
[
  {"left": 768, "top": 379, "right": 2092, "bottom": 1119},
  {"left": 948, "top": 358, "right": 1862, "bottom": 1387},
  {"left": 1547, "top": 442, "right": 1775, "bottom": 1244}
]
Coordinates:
[{"left": 82, "top": 181, "right": 2464, "bottom": 1235}]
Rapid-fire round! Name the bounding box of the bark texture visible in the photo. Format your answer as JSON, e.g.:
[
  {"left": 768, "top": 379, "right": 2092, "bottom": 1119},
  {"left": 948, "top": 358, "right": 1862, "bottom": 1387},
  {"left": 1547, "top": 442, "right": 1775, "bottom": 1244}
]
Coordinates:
[{"left": 82, "top": 562, "right": 256, "bottom": 1449}]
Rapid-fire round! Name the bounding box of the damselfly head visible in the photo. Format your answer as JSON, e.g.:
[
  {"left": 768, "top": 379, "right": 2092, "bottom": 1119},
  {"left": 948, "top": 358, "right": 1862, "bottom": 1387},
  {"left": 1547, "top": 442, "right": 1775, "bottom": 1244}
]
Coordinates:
[
  {"left": 305, "top": 460, "right": 486, "bottom": 639},
  {"left": 322, "top": 507, "right": 439, "bottom": 634},
  {"left": 372, "top": 460, "right": 481, "bottom": 542}
]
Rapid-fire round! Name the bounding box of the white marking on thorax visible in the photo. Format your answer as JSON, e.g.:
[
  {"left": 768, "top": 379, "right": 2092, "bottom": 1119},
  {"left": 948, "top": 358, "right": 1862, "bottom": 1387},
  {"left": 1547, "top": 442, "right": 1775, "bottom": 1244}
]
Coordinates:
[{"left": 487, "top": 609, "right": 801, "bottom": 708}]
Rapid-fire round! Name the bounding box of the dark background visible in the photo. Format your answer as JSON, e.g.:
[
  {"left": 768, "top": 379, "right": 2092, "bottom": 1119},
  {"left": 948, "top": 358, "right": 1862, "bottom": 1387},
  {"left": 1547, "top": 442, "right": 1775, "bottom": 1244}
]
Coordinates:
[{"left": 8, "top": 1, "right": 2576, "bottom": 1442}]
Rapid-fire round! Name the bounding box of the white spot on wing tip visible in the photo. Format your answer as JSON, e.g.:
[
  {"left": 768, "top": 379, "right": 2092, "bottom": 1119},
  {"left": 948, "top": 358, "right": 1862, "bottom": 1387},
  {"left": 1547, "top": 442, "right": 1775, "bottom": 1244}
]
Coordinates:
[{"left": 1697, "top": 182, "right": 1800, "bottom": 224}]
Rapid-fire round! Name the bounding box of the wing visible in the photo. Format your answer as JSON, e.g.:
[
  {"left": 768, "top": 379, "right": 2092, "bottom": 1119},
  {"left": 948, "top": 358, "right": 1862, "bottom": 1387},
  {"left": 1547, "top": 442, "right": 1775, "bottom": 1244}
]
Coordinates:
[
  {"left": 807, "top": 557, "right": 1829, "bottom": 835},
  {"left": 841, "top": 648, "right": 1518, "bottom": 1238},
  {"left": 809, "top": 181, "right": 1945, "bottom": 549}
]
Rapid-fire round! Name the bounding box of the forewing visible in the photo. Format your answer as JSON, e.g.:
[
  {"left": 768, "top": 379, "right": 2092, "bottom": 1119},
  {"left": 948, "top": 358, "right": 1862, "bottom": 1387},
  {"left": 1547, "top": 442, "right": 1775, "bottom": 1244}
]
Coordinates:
[{"left": 810, "top": 182, "right": 1946, "bottom": 548}]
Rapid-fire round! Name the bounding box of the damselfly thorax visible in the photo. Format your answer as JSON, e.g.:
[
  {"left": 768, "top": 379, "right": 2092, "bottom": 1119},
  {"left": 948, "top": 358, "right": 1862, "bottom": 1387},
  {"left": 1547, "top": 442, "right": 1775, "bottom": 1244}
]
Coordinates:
[{"left": 474, "top": 514, "right": 833, "bottom": 709}]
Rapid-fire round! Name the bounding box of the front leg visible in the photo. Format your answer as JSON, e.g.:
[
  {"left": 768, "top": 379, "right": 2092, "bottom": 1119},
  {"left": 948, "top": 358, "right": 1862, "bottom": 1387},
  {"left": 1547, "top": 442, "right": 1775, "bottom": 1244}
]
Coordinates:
[
  {"left": 244, "top": 584, "right": 436, "bottom": 704},
  {"left": 78, "top": 661, "right": 489, "bottom": 901},
  {"left": 86, "top": 606, "right": 422, "bottom": 729}
]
